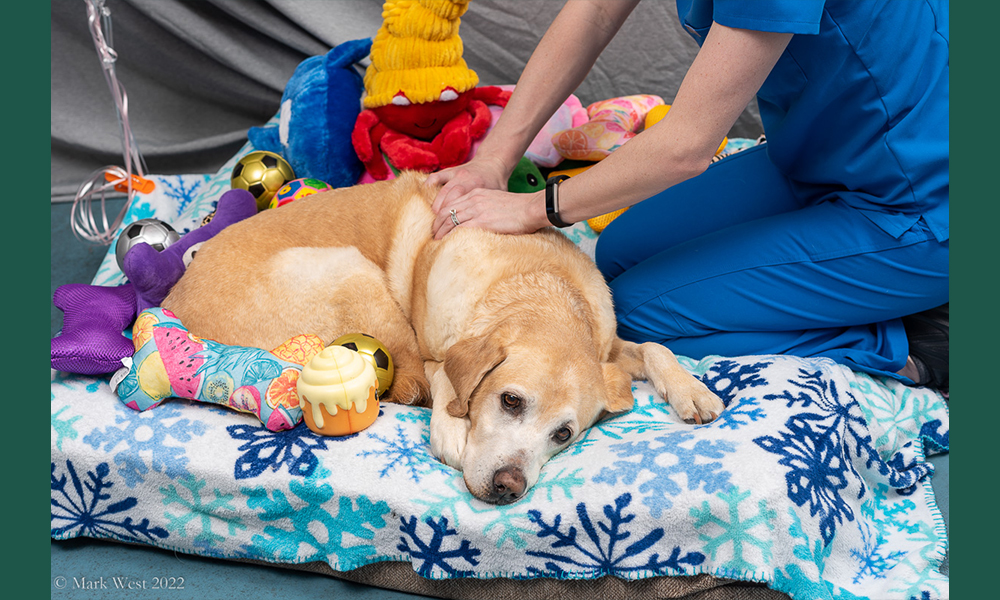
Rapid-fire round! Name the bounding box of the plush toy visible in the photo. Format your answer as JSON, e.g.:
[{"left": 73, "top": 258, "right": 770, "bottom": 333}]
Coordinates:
[
  {"left": 552, "top": 95, "right": 665, "bottom": 162},
  {"left": 469, "top": 85, "right": 589, "bottom": 169},
  {"left": 122, "top": 188, "right": 258, "bottom": 312},
  {"left": 351, "top": 0, "right": 511, "bottom": 180},
  {"left": 248, "top": 38, "right": 372, "bottom": 189},
  {"left": 507, "top": 157, "right": 546, "bottom": 194},
  {"left": 51, "top": 189, "right": 257, "bottom": 375},
  {"left": 115, "top": 307, "right": 325, "bottom": 431},
  {"left": 298, "top": 345, "right": 381, "bottom": 436},
  {"left": 549, "top": 101, "right": 730, "bottom": 233}
]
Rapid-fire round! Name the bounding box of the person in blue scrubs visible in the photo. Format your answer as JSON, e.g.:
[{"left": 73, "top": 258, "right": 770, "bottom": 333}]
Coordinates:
[{"left": 426, "top": 0, "right": 949, "bottom": 391}]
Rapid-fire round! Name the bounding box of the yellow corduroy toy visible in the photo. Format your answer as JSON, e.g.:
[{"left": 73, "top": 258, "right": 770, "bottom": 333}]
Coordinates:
[{"left": 351, "top": 0, "right": 511, "bottom": 180}]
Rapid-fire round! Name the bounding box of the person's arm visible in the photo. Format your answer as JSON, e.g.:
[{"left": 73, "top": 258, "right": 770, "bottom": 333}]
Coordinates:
[
  {"left": 428, "top": 0, "right": 641, "bottom": 210},
  {"left": 431, "top": 22, "right": 792, "bottom": 238}
]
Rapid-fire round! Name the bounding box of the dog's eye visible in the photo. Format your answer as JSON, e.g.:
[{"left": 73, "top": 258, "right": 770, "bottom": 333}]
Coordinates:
[
  {"left": 553, "top": 427, "right": 572, "bottom": 443},
  {"left": 500, "top": 392, "right": 521, "bottom": 411}
]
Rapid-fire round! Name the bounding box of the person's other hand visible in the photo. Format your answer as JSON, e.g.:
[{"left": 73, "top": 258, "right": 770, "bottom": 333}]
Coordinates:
[{"left": 430, "top": 186, "right": 545, "bottom": 239}]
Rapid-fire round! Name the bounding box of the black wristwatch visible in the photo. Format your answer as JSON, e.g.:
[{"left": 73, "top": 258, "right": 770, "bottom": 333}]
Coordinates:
[{"left": 545, "top": 174, "right": 572, "bottom": 228}]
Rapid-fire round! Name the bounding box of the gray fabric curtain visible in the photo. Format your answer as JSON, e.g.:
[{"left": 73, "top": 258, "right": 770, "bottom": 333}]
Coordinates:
[{"left": 51, "top": 0, "right": 762, "bottom": 201}]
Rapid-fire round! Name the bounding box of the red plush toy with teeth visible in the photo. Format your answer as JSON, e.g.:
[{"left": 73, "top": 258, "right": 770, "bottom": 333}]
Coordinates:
[{"left": 351, "top": 0, "right": 510, "bottom": 180}]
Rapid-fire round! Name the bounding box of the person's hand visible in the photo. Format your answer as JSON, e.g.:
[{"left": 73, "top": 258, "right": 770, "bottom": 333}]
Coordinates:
[
  {"left": 427, "top": 155, "right": 510, "bottom": 215},
  {"left": 430, "top": 186, "right": 546, "bottom": 239}
]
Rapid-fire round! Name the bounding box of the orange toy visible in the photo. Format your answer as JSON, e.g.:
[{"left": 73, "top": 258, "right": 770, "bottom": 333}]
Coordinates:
[{"left": 297, "top": 345, "right": 381, "bottom": 436}]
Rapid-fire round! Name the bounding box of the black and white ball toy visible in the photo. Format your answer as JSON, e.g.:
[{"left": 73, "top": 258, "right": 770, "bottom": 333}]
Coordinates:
[{"left": 114, "top": 218, "right": 181, "bottom": 272}]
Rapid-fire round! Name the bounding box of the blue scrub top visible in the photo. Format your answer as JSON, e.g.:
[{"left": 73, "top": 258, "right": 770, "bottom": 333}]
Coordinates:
[{"left": 675, "top": 0, "right": 949, "bottom": 242}]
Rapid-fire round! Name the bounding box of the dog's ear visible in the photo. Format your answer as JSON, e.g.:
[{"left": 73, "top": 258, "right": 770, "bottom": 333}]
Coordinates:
[
  {"left": 600, "top": 362, "right": 634, "bottom": 417},
  {"left": 443, "top": 333, "right": 506, "bottom": 417}
]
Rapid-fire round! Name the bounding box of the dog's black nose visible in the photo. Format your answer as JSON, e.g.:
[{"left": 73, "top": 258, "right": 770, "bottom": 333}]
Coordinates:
[{"left": 492, "top": 467, "right": 526, "bottom": 504}]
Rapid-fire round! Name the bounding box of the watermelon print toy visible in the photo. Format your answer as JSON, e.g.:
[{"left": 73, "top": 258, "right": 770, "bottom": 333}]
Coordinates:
[{"left": 114, "top": 307, "right": 325, "bottom": 431}]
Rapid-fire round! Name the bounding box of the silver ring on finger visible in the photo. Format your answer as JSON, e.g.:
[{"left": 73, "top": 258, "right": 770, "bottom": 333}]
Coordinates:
[{"left": 450, "top": 209, "right": 461, "bottom": 227}]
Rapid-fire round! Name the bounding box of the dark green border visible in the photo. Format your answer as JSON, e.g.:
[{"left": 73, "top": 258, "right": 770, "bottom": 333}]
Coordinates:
[
  {"left": 19, "top": 0, "right": 50, "bottom": 596},
  {"left": 952, "top": 0, "right": 989, "bottom": 596}
]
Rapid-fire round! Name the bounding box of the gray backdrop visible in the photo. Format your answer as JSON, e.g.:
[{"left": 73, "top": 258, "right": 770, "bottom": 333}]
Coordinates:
[{"left": 51, "top": 0, "right": 762, "bottom": 201}]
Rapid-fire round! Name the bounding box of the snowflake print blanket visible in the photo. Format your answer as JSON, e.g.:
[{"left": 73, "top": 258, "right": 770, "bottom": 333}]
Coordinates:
[{"left": 52, "top": 141, "right": 949, "bottom": 600}]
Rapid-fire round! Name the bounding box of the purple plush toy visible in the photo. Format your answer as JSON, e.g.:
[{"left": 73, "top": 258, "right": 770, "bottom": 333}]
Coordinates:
[{"left": 51, "top": 189, "right": 258, "bottom": 374}]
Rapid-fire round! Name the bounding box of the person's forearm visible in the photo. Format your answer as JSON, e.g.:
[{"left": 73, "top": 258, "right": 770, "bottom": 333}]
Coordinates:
[
  {"left": 475, "top": 0, "right": 641, "bottom": 175},
  {"left": 548, "top": 24, "right": 793, "bottom": 226}
]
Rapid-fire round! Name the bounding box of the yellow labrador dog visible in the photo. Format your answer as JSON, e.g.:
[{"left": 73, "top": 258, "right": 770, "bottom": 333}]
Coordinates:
[{"left": 163, "top": 172, "right": 724, "bottom": 504}]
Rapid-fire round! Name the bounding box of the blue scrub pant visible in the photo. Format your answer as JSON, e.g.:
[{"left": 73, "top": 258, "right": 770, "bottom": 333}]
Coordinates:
[{"left": 594, "top": 144, "right": 949, "bottom": 380}]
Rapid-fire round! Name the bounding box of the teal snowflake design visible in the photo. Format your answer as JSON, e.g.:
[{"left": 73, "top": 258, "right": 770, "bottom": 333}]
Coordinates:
[
  {"left": 51, "top": 377, "right": 88, "bottom": 451},
  {"left": 414, "top": 466, "right": 585, "bottom": 550},
  {"left": 52, "top": 403, "right": 82, "bottom": 451},
  {"left": 772, "top": 508, "right": 866, "bottom": 600},
  {"left": 564, "top": 389, "right": 680, "bottom": 457},
  {"left": 240, "top": 466, "right": 391, "bottom": 568},
  {"left": 161, "top": 475, "right": 246, "bottom": 550},
  {"left": 689, "top": 485, "right": 777, "bottom": 574},
  {"left": 850, "top": 377, "right": 943, "bottom": 459},
  {"left": 854, "top": 483, "right": 947, "bottom": 600}
]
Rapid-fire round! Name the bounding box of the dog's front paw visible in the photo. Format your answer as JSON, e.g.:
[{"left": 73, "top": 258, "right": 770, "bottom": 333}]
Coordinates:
[
  {"left": 669, "top": 379, "right": 726, "bottom": 425},
  {"left": 430, "top": 411, "right": 470, "bottom": 470}
]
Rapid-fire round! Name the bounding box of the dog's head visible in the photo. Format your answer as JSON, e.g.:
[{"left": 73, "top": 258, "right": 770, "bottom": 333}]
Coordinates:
[{"left": 443, "top": 325, "right": 633, "bottom": 504}]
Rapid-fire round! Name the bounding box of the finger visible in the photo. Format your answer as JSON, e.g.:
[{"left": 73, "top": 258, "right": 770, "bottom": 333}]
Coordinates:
[
  {"left": 432, "top": 198, "right": 459, "bottom": 238},
  {"left": 425, "top": 167, "right": 454, "bottom": 190},
  {"left": 433, "top": 208, "right": 459, "bottom": 240},
  {"left": 433, "top": 180, "right": 473, "bottom": 215},
  {"left": 431, "top": 181, "right": 457, "bottom": 214}
]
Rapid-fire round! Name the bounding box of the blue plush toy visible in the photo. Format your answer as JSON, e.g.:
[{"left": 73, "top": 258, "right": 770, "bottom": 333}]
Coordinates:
[{"left": 248, "top": 38, "right": 372, "bottom": 189}]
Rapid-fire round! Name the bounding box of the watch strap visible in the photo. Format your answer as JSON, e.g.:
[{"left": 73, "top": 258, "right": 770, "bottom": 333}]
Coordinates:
[{"left": 545, "top": 175, "right": 572, "bottom": 228}]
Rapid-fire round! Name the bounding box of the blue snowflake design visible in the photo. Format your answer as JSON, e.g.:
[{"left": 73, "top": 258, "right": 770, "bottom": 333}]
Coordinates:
[
  {"left": 397, "top": 515, "right": 482, "bottom": 577},
  {"left": 593, "top": 431, "right": 735, "bottom": 518},
  {"left": 711, "top": 396, "right": 767, "bottom": 430},
  {"left": 227, "top": 422, "right": 348, "bottom": 480},
  {"left": 526, "top": 492, "right": 705, "bottom": 578},
  {"left": 159, "top": 175, "right": 205, "bottom": 223},
  {"left": 83, "top": 402, "right": 207, "bottom": 487},
  {"left": 51, "top": 460, "right": 169, "bottom": 542},
  {"left": 414, "top": 467, "right": 586, "bottom": 551},
  {"left": 919, "top": 419, "right": 949, "bottom": 454},
  {"left": 699, "top": 358, "right": 773, "bottom": 406},
  {"left": 359, "top": 424, "right": 452, "bottom": 482},
  {"left": 755, "top": 366, "right": 934, "bottom": 545},
  {"left": 756, "top": 413, "right": 855, "bottom": 546}
]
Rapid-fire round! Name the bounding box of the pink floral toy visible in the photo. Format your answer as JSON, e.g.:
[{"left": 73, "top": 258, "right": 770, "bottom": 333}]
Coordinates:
[
  {"left": 551, "top": 94, "right": 665, "bottom": 162},
  {"left": 51, "top": 189, "right": 258, "bottom": 375},
  {"left": 114, "top": 307, "right": 325, "bottom": 431}
]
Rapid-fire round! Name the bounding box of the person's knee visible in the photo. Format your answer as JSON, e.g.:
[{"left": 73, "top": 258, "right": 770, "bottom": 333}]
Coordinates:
[{"left": 594, "top": 231, "right": 626, "bottom": 282}]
